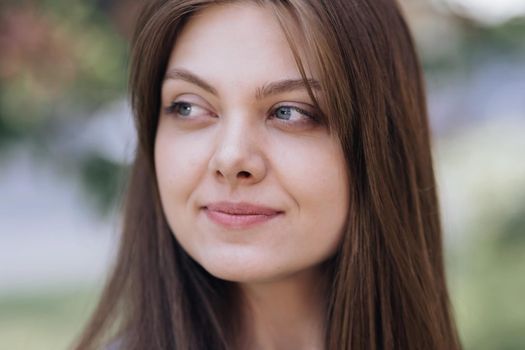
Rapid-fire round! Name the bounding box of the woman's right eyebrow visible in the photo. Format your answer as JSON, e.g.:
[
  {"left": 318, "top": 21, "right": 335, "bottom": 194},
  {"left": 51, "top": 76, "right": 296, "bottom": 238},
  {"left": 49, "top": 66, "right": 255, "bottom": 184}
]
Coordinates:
[{"left": 164, "top": 68, "right": 218, "bottom": 96}]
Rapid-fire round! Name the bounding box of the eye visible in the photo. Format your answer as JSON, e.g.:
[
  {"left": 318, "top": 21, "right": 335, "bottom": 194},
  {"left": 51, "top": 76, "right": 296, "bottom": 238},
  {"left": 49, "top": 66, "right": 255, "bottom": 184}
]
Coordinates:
[
  {"left": 270, "top": 105, "right": 319, "bottom": 123},
  {"left": 165, "top": 101, "right": 213, "bottom": 118},
  {"left": 171, "top": 102, "right": 192, "bottom": 116},
  {"left": 274, "top": 106, "right": 295, "bottom": 120}
]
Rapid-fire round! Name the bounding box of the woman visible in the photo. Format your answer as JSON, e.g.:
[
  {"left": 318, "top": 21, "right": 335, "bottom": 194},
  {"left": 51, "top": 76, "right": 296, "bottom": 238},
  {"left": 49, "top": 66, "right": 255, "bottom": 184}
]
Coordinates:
[{"left": 75, "top": 0, "right": 461, "bottom": 349}]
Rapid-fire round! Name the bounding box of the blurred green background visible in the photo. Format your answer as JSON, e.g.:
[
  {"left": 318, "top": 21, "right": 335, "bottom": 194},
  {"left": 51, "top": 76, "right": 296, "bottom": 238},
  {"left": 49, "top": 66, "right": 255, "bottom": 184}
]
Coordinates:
[{"left": 0, "top": 0, "right": 524, "bottom": 349}]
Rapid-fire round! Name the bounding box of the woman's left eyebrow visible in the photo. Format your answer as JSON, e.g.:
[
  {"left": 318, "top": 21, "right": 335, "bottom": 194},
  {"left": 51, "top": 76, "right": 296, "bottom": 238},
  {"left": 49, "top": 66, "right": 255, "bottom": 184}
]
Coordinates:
[{"left": 255, "top": 78, "right": 321, "bottom": 100}]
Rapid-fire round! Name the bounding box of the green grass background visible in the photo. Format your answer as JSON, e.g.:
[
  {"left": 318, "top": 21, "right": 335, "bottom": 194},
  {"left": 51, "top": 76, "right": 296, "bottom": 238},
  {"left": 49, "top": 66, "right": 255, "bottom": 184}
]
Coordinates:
[{"left": 0, "top": 286, "right": 100, "bottom": 350}]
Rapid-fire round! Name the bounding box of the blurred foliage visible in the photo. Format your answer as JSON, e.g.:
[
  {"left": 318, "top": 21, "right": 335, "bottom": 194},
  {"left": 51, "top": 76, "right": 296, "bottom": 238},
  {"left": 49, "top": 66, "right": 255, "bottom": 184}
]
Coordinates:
[
  {"left": 449, "top": 203, "right": 525, "bottom": 349},
  {"left": 79, "top": 152, "right": 129, "bottom": 217},
  {"left": 462, "top": 17, "right": 525, "bottom": 62},
  {"left": 417, "top": 12, "right": 525, "bottom": 75},
  {"left": 0, "top": 0, "right": 130, "bottom": 216},
  {"left": 0, "top": 0, "right": 128, "bottom": 144}
]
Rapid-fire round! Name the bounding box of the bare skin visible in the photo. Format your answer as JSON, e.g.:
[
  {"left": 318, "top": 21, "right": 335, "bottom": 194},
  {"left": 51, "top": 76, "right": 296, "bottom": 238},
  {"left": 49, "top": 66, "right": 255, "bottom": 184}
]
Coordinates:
[{"left": 239, "top": 267, "right": 328, "bottom": 350}]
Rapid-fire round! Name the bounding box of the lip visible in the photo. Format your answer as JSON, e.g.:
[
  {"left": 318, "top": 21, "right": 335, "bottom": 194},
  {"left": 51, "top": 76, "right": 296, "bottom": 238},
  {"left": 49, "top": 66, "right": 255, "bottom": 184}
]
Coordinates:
[{"left": 202, "top": 201, "right": 283, "bottom": 229}]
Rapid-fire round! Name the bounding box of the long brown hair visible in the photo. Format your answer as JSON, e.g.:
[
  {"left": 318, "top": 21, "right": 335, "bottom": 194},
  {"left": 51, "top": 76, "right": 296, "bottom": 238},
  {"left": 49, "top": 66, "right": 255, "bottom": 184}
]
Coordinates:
[{"left": 74, "top": 0, "right": 461, "bottom": 349}]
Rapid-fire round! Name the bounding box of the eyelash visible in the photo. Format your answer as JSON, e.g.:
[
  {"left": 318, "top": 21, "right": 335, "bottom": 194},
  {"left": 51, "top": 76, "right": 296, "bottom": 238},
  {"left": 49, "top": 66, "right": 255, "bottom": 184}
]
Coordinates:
[
  {"left": 269, "top": 105, "right": 321, "bottom": 124},
  {"left": 164, "top": 101, "right": 211, "bottom": 116}
]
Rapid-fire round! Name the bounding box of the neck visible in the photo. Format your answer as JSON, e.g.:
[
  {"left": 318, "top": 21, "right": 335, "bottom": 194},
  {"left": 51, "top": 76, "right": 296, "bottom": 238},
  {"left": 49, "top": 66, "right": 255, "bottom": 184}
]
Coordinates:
[{"left": 237, "top": 267, "right": 328, "bottom": 350}]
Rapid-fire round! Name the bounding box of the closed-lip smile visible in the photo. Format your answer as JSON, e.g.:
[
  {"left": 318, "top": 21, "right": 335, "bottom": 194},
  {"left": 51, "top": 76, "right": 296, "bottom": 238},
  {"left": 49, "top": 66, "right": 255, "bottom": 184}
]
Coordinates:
[{"left": 203, "top": 201, "right": 283, "bottom": 229}]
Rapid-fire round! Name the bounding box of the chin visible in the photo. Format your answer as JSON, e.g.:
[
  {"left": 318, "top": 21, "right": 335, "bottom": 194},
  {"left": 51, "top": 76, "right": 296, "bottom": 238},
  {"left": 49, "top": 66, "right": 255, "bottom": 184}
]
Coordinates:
[{"left": 195, "top": 253, "right": 292, "bottom": 284}]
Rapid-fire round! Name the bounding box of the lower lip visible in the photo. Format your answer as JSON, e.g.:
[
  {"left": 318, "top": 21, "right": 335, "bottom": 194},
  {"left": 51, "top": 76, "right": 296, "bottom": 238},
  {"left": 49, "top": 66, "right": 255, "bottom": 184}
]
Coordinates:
[{"left": 204, "top": 209, "right": 281, "bottom": 229}]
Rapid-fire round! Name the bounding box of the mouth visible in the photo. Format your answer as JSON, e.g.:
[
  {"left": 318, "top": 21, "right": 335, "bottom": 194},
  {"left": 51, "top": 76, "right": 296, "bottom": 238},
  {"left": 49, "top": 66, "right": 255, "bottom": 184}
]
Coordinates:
[{"left": 202, "top": 201, "right": 284, "bottom": 229}]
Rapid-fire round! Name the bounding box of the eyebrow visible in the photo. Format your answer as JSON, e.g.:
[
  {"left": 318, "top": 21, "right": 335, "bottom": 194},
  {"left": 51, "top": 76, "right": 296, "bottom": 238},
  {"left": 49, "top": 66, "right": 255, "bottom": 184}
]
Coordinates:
[
  {"left": 164, "top": 68, "right": 218, "bottom": 96},
  {"left": 163, "top": 68, "right": 320, "bottom": 100},
  {"left": 256, "top": 78, "right": 320, "bottom": 100}
]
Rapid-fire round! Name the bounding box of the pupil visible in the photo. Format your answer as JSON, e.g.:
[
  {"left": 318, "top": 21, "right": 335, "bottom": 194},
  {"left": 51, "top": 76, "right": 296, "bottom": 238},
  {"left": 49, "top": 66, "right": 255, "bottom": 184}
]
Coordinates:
[
  {"left": 178, "top": 103, "right": 192, "bottom": 116},
  {"left": 277, "top": 107, "right": 292, "bottom": 120}
]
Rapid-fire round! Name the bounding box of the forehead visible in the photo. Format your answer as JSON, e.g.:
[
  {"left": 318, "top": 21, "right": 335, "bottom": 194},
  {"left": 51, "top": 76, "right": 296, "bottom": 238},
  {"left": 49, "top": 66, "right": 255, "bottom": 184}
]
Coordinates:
[{"left": 166, "top": 2, "right": 314, "bottom": 88}]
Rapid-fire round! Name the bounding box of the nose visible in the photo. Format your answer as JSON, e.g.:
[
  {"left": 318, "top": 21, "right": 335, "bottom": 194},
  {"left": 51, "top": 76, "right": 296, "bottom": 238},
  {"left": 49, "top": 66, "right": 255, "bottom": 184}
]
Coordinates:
[{"left": 208, "top": 117, "right": 266, "bottom": 188}]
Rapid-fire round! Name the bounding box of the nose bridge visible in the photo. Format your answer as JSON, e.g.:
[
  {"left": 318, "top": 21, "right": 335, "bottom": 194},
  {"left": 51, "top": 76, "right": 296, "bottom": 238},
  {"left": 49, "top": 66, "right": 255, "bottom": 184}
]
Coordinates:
[
  {"left": 209, "top": 112, "right": 266, "bottom": 185},
  {"left": 219, "top": 113, "right": 249, "bottom": 155}
]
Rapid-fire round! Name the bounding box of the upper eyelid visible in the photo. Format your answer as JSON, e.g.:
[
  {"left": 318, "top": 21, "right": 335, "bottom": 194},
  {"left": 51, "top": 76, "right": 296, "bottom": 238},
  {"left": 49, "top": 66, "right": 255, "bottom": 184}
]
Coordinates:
[
  {"left": 162, "top": 80, "right": 219, "bottom": 105},
  {"left": 170, "top": 101, "right": 206, "bottom": 110},
  {"left": 167, "top": 101, "right": 212, "bottom": 116},
  {"left": 271, "top": 102, "right": 317, "bottom": 116},
  {"left": 272, "top": 101, "right": 314, "bottom": 109},
  {"left": 165, "top": 94, "right": 214, "bottom": 109}
]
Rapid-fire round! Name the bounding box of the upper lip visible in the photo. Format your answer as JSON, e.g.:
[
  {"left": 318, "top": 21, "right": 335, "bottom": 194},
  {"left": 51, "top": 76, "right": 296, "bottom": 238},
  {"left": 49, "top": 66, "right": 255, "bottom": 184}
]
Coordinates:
[{"left": 204, "top": 201, "right": 283, "bottom": 216}]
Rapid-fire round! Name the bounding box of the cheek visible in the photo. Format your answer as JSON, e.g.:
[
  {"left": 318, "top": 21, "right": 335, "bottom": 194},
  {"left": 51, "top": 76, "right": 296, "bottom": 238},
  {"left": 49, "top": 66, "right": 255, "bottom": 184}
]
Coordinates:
[
  {"left": 271, "top": 134, "right": 349, "bottom": 243},
  {"left": 272, "top": 135, "right": 348, "bottom": 207},
  {"left": 154, "top": 121, "right": 212, "bottom": 217}
]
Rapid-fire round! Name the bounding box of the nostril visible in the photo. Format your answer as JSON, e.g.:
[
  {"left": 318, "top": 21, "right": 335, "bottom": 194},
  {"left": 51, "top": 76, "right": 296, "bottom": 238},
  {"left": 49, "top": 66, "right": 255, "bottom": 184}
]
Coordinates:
[{"left": 238, "top": 171, "right": 251, "bottom": 178}]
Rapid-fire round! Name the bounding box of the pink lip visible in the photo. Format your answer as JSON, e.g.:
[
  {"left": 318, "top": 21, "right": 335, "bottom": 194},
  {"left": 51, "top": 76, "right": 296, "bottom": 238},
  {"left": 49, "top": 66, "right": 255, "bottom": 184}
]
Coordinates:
[{"left": 203, "top": 202, "right": 283, "bottom": 229}]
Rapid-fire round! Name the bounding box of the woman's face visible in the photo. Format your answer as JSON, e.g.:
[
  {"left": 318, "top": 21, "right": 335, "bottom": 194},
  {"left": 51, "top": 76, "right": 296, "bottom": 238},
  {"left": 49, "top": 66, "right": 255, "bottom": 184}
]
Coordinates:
[{"left": 155, "top": 3, "right": 349, "bottom": 283}]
